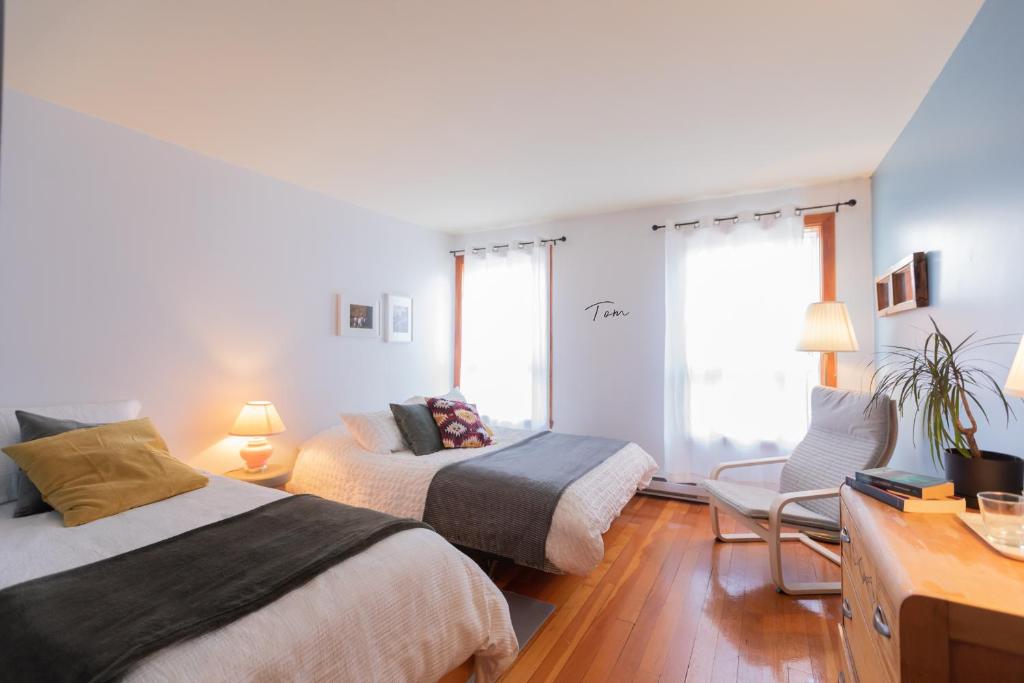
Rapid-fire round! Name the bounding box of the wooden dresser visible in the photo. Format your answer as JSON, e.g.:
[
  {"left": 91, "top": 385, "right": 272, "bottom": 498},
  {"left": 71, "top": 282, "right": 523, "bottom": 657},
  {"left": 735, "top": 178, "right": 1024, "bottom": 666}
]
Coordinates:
[{"left": 838, "top": 486, "right": 1024, "bottom": 682}]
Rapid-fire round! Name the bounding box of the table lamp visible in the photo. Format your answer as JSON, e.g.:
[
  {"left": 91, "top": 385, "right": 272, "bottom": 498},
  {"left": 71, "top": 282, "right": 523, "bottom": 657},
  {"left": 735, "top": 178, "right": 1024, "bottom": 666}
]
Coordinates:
[
  {"left": 230, "top": 401, "right": 286, "bottom": 472},
  {"left": 1006, "top": 338, "right": 1024, "bottom": 398},
  {"left": 796, "top": 301, "right": 859, "bottom": 387}
]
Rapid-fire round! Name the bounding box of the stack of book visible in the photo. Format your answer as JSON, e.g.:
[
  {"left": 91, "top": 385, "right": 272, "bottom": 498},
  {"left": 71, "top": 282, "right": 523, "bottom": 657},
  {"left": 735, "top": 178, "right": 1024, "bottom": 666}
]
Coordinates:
[{"left": 846, "top": 467, "right": 966, "bottom": 513}]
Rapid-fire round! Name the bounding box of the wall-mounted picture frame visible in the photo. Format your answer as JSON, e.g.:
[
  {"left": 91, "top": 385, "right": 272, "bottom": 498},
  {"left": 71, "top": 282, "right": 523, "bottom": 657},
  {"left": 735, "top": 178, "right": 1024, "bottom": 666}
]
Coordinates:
[
  {"left": 335, "top": 293, "right": 381, "bottom": 338},
  {"left": 383, "top": 293, "right": 413, "bottom": 343}
]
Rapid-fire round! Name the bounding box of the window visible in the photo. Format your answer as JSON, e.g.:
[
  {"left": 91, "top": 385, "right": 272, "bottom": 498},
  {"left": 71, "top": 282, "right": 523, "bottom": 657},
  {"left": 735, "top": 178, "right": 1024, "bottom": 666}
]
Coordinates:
[
  {"left": 453, "top": 244, "right": 551, "bottom": 429},
  {"left": 663, "top": 214, "right": 826, "bottom": 480}
]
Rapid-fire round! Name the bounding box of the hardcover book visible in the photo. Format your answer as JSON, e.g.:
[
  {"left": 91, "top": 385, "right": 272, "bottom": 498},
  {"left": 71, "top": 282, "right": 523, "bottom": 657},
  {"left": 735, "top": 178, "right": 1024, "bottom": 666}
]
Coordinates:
[
  {"left": 855, "top": 467, "right": 954, "bottom": 499},
  {"left": 846, "top": 477, "right": 966, "bottom": 514}
]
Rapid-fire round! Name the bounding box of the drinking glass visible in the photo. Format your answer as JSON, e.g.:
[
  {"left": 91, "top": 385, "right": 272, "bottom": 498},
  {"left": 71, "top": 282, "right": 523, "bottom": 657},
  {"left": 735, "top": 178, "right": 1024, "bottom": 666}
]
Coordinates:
[{"left": 977, "top": 492, "right": 1024, "bottom": 548}]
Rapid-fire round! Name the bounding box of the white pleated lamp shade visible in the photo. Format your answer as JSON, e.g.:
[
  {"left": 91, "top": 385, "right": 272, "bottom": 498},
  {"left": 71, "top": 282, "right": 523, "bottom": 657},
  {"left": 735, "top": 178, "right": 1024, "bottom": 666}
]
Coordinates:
[
  {"left": 230, "top": 401, "right": 287, "bottom": 436},
  {"left": 796, "top": 302, "right": 859, "bottom": 352},
  {"left": 1006, "top": 339, "right": 1024, "bottom": 398}
]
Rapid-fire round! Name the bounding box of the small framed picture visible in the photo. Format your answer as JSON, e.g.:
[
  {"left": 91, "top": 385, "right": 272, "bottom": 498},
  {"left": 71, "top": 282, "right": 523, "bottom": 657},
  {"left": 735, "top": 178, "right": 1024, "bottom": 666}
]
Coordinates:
[
  {"left": 336, "top": 294, "right": 380, "bottom": 338},
  {"left": 383, "top": 294, "right": 413, "bottom": 343}
]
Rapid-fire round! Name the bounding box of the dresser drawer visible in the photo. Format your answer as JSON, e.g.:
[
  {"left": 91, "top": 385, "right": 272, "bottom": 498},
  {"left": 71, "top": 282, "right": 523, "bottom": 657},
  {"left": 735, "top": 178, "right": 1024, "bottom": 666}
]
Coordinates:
[
  {"left": 837, "top": 622, "right": 858, "bottom": 683},
  {"left": 840, "top": 485, "right": 1024, "bottom": 683},
  {"left": 842, "top": 561, "right": 895, "bottom": 683},
  {"left": 841, "top": 497, "right": 900, "bottom": 681}
]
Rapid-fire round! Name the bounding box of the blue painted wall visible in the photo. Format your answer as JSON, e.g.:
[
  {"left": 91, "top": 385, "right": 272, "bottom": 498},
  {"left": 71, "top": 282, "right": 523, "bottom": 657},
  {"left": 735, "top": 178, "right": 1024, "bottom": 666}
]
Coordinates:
[{"left": 872, "top": 0, "right": 1024, "bottom": 473}]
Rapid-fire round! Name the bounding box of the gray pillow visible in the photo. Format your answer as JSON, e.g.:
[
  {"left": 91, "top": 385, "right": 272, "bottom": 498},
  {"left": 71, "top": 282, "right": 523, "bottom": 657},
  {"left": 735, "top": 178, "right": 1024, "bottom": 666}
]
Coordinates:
[
  {"left": 13, "top": 411, "right": 99, "bottom": 517},
  {"left": 389, "top": 403, "right": 443, "bottom": 456}
]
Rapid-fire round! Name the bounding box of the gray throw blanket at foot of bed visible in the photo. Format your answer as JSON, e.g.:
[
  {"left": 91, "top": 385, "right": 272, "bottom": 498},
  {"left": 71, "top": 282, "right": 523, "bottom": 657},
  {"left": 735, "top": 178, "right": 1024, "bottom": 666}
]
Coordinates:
[
  {"left": 423, "top": 431, "right": 628, "bottom": 570},
  {"left": 0, "top": 494, "right": 428, "bottom": 683}
]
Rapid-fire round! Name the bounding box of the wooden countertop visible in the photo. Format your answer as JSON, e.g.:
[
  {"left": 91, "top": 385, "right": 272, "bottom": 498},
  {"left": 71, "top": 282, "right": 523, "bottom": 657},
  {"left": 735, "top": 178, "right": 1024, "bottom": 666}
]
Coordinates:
[{"left": 841, "top": 485, "right": 1024, "bottom": 618}]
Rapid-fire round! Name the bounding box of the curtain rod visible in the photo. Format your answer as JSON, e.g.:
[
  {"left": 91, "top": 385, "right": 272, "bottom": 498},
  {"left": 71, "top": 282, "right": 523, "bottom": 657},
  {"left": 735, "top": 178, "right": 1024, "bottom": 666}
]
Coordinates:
[
  {"left": 650, "top": 199, "right": 857, "bottom": 232},
  {"left": 449, "top": 235, "right": 566, "bottom": 255}
]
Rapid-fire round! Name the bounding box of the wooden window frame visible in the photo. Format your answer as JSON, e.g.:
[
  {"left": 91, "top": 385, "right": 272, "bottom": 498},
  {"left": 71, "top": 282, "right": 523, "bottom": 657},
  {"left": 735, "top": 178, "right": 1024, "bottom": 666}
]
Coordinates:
[
  {"left": 452, "top": 246, "right": 555, "bottom": 426},
  {"left": 803, "top": 213, "right": 838, "bottom": 387},
  {"left": 453, "top": 254, "right": 464, "bottom": 387}
]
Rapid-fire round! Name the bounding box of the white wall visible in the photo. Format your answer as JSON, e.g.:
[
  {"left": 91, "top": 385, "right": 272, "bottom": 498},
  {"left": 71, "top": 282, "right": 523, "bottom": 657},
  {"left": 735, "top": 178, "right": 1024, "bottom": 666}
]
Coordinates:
[
  {"left": 0, "top": 91, "right": 453, "bottom": 472},
  {"left": 456, "top": 178, "right": 874, "bottom": 469}
]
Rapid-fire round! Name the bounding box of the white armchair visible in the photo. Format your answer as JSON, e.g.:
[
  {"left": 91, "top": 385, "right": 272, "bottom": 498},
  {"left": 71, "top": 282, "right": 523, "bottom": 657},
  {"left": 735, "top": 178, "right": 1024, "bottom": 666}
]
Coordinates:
[{"left": 702, "top": 387, "right": 898, "bottom": 595}]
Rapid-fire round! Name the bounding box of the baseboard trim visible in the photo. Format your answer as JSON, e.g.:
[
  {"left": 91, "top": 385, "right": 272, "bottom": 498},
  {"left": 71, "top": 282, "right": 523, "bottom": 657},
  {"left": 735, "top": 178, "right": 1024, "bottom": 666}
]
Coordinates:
[{"left": 641, "top": 477, "right": 708, "bottom": 504}]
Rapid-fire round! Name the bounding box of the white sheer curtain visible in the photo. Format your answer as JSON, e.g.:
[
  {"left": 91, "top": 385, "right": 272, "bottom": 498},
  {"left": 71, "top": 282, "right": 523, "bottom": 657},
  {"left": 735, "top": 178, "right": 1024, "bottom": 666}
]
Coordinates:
[
  {"left": 663, "top": 214, "right": 820, "bottom": 482},
  {"left": 460, "top": 242, "right": 549, "bottom": 430}
]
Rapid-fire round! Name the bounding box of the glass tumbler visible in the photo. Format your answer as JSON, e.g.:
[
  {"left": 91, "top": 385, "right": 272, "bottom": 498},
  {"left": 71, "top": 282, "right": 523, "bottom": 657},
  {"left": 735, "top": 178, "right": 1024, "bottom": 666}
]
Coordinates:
[{"left": 977, "top": 491, "right": 1024, "bottom": 549}]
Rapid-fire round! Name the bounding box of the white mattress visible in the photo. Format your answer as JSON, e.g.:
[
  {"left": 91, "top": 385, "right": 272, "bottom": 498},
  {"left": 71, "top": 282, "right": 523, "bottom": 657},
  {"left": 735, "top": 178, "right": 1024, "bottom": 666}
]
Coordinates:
[
  {"left": 0, "top": 475, "right": 518, "bottom": 683},
  {"left": 288, "top": 427, "right": 659, "bottom": 575}
]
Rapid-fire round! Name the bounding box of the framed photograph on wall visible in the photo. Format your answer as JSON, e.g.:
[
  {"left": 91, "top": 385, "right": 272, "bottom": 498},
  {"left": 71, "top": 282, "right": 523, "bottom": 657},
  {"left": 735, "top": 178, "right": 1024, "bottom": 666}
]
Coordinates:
[
  {"left": 383, "top": 293, "right": 413, "bottom": 343},
  {"left": 335, "top": 294, "right": 381, "bottom": 338}
]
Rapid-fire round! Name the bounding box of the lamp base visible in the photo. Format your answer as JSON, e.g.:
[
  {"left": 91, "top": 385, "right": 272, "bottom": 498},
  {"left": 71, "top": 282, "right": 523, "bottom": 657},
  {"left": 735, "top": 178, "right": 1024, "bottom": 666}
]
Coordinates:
[{"left": 240, "top": 437, "right": 273, "bottom": 473}]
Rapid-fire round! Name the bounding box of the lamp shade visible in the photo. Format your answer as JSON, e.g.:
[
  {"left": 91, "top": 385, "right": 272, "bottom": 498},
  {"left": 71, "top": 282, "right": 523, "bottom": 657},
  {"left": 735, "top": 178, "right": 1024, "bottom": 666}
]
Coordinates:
[
  {"left": 1006, "top": 339, "right": 1024, "bottom": 398},
  {"left": 796, "top": 302, "right": 859, "bottom": 352},
  {"left": 230, "top": 401, "right": 286, "bottom": 436}
]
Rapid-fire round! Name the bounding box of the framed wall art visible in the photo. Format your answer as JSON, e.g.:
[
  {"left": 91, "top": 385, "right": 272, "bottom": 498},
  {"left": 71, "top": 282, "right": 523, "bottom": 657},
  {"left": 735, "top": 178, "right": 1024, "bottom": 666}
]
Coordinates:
[
  {"left": 335, "top": 293, "right": 381, "bottom": 338},
  {"left": 383, "top": 293, "right": 413, "bottom": 343}
]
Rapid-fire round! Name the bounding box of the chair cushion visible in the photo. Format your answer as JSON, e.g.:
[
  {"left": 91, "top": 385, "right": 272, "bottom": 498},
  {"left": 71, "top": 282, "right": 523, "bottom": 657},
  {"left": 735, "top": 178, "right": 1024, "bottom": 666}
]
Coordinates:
[
  {"left": 778, "top": 387, "right": 893, "bottom": 521},
  {"left": 701, "top": 479, "right": 838, "bottom": 531}
]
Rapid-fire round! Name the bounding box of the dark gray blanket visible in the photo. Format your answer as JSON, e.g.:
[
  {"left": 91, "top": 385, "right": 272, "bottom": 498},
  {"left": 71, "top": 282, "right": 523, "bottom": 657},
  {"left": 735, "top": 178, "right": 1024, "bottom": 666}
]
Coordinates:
[
  {"left": 0, "top": 494, "right": 428, "bottom": 683},
  {"left": 423, "top": 431, "right": 628, "bottom": 570}
]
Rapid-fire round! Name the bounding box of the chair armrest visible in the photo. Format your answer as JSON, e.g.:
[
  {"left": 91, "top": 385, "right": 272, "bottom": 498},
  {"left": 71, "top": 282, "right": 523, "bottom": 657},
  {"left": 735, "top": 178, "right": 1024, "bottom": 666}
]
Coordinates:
[
  {"left": 768, "top": 487, "right": 840, "bottom": 527},
  {"left": 708, "top": 456, "right": 790, "bottom": 481}
]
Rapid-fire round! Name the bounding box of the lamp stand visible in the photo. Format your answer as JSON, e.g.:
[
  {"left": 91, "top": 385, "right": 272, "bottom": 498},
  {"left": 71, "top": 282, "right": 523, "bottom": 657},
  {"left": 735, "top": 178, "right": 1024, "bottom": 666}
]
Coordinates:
[
  {"left": 822, "top": 351, "right": 837, "bottom": 387},
  {"left": 240, "top": 437, "right": 273, "bottom": 473}
]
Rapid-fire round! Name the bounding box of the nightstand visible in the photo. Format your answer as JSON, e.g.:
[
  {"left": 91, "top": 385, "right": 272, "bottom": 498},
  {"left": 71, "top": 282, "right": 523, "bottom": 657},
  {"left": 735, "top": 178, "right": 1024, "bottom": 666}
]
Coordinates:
[{"left": 224, "top": 463, "right": 291, "bottom": 490}]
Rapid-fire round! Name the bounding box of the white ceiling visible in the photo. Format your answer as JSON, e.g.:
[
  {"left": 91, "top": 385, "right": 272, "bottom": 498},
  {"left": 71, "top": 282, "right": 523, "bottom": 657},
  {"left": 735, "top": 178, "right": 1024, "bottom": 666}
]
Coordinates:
[{"left": 7, "top": 1, "right": 982, "bottom": 232}]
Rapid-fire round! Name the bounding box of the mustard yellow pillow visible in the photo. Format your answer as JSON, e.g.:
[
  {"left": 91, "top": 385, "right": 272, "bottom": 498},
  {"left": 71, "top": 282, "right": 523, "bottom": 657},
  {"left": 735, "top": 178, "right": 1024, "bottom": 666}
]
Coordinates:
[{"left": 2, "top": 417, "right": 208, "bottom": 526}]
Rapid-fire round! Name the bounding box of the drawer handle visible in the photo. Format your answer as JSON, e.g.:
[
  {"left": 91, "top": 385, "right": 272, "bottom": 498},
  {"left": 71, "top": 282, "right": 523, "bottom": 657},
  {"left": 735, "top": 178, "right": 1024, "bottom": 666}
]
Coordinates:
[
  {"left": 838, "top": 672, "right": 845, "bottom": 683},
  {"left": 839, "top": 527, "right": 851, "bottom": 543},
  {"left": 841, "top": 598, "right": 852, "bottom": 619},
  {"left": 873, "top": 605, "right": 891, "bottom": 638}
]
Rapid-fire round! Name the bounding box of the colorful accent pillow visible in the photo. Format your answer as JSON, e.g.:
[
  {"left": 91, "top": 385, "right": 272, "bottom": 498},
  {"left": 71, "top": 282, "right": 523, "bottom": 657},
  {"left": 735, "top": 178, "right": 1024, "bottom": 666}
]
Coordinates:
[{"left": 427, "top": 398, "right": 493, "bottom": 449}]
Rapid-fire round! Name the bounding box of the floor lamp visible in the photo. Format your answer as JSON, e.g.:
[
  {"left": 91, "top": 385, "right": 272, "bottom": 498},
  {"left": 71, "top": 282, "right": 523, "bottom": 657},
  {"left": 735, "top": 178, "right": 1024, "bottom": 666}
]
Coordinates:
[{"left": 796, "top": 302, "right": 858, "bottom": 387}]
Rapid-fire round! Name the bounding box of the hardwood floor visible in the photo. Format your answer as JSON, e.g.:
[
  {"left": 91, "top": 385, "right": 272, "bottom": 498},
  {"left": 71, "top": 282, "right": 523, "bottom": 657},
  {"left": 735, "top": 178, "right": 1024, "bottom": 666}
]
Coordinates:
[{"left": 493, "top": 495, "right": 841, "bottom": 683}]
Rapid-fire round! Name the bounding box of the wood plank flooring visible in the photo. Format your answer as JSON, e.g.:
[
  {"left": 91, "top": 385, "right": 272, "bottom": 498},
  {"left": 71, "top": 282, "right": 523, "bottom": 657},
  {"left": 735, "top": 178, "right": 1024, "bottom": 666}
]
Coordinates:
[{"left": 492, "top": 495, "right": 841, "bottom": 683}]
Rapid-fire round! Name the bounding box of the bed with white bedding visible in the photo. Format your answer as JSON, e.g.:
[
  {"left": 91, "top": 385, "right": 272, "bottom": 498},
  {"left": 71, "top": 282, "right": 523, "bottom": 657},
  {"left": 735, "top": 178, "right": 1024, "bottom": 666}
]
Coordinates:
[
  {"left": 288, "top": 425, "right": 659, "bottom": 575},
  {"left": 0, "top": 473, "right": 518, "bottom": 683}
]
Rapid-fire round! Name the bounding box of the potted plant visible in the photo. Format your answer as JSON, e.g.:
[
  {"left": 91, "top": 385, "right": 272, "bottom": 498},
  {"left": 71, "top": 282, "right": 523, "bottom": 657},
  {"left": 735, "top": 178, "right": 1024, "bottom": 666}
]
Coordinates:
[{"left": 870, "top": 318, "right": 1022, "bottom": 508}]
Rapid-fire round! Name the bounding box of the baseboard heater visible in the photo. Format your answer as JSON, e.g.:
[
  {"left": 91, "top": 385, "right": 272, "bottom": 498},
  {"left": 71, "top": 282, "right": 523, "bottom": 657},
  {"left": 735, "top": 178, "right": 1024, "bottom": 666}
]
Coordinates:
[{"left": 641, "top": 476, "right": 708, "bottom": 504}]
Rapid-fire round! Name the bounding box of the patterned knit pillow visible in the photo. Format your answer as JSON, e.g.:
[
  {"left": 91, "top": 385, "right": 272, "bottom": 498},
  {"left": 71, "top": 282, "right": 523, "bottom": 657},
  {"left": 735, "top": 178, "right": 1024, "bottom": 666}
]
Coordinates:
[{"left": 426, "top": 397, "right": 493, "bottom": 449}]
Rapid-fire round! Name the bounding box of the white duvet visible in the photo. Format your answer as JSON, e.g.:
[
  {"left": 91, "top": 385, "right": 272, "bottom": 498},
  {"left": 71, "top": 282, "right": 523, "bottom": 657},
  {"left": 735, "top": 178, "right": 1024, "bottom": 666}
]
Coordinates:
[
  {"left": 288, "top": 427, "right": 659, "bottom": 575},
  {"left": 0, "top": 475, "right": 518, "bottom": 683}
]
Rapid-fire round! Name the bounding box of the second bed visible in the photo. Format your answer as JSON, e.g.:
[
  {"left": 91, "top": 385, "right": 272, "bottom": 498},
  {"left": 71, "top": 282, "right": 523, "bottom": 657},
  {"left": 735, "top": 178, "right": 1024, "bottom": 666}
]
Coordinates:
[{"left": 288, "top": 425, "right": 658, "bottom": 575}]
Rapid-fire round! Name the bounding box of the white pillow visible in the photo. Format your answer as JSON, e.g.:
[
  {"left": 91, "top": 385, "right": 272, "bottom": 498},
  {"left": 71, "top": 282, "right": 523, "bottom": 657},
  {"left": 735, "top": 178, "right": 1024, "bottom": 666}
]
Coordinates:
[
  {"left": 340, "top": 411, "right": 407, "bottom": 454},
  {"left": 403, "top": 387, "right": 468, "bottom": 406},
  {"left": 0, "top": 400, "right": 143, "bottom": 504}
]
